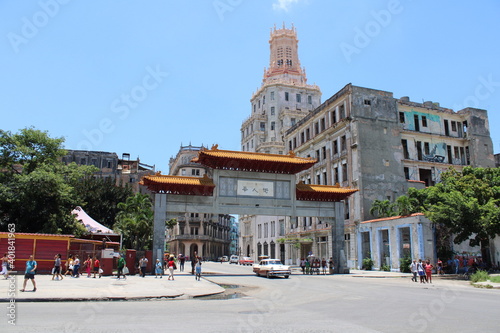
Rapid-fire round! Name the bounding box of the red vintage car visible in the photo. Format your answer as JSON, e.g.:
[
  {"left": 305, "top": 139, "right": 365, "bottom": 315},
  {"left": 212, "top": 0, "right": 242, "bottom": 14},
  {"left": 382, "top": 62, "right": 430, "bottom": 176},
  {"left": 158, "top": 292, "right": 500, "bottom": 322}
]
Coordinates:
[{"left": 238, "top": 256, "right": 254, "bottom": 266}]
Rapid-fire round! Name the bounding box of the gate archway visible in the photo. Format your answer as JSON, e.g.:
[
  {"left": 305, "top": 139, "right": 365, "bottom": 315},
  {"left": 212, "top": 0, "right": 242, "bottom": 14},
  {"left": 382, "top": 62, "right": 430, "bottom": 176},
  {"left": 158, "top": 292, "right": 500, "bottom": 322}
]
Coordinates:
[{"left": 141, "top": 146, "right": 357, "bottom": 273}]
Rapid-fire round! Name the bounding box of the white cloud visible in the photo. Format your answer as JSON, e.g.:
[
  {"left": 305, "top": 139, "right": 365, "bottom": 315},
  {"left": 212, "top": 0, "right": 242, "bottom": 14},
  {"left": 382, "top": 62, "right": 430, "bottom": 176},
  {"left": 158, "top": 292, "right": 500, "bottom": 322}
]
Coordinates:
[{"left": 272, "top": 0, "right": 302, "bottom": 12}]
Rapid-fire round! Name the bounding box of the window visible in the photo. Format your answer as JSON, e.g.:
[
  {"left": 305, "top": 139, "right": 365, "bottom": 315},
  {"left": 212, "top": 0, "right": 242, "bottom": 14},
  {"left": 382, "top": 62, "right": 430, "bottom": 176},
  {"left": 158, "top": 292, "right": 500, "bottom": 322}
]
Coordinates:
[
  {"left": 399, "top": 112, "right": 405, "bottom": 123},
  {"left": 263, "top": 96, "right": 265, "bottom": 105},
  {"left": 191, "top": 169, "right": 200, "bottom": 176},
  {"left": 296, "top": 94, "right": 301, "bottom": 103},
  {"left": 279, "top": 220, "right": 285, "bottom": 236},
  {"left": 342, "top": 163, "right": 348, "bottom": 182},
  {"left": 300, "top": 132, "right": 305, "bottom": 144},
  {"left": 339, "top": 104, "right": 346, "bottom": 119},
  {"left": 291, "top": 118, "right": 296, "bottom": 126},
  {"left": 404, "top": 167, "right": 410, "bottom": 180},
  {"left": 253, "top": 104, "right": 256, "bottom": 113},
  {"left": 364, "top": 99, "right": 371, "bottom": 105},
  {"left": 260, "top": 122, "right": 265, "bottom": 131},
  {"left": 258, "top": 224, "right": 262, "bottom": 238},
  {"left": 316, "top": 174, "right": 321, "bottom": 185},
  {"left": 320, "top": 118, "right": 326, "bottom": 131},
  {"left": 323, "top": 171, "right": 327, "bottom": 185},
  {"left": 402, "top": 139, "right": 409, "bottom": 159},
  {"left": 332, "top": 110, "right": 337, "bottom": 124},
  {"left": 271, "top": 121, "right": 275, "bottom": 130},
  {"left": 333, "top": 139, "right": 339, "bottom": 155},
  {"left": 308, "top": 95, "right": 312, "bottom": 104},
  {"left": 422, "top": 116, "right": 427, "bottom": 127},
  {"left": 258, "top": 100, "right": 260, "bottom": 108},
  {"left": 285, "top": 92, "right": 289, "bottom": 101},
  {"left": 451, "top": 121, "right": 457, "bottom": 132},
  {"left": 322, "top": 146, "right": 327, "bottom": 159},
  {"left": 314, "top": 122, "right": 319, "bottom": 135},
  {"left": 271, "top": 221, "right": 275, "bottom": 237},
  {"left": 80, "top": 158, "right": 86, "bottom": 165},
  {"left": 424, "top": 142, "right": 430, "bottom": 155},
  {"left": 416, "top": 141, "right": 423, "bottom": 160},
  {"left": 334, "top": 167, "right": 339, "bottom": 184},
  {"left": 293, "top": 137, "right": 297, "bottom": 149},
  {"left": 454, "top": 146, "right": 459, "bottom": 159},
  {"left": 271, "top": 106, "right": 275, "bottom": 115},
  {"left": 271, "top": 91, "right": 275, "bottom": 100},
  {"left": 341, "top": 135, "right": 346, "bottom": 151},
  {"left": 316, "top": 149, "right": 320, "bottom": 160},
  {"left": 181, "top": 169, "right": 186, "bottom": 175},
  {"left": 305, "top": 128, "right": 310, "bottom": 141}
]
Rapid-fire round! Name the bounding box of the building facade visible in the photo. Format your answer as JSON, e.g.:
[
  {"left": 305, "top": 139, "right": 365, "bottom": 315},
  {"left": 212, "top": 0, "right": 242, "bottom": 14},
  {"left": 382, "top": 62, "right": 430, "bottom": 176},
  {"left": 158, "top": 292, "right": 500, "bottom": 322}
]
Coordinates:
[
  {"left": 166, "top": 144, "right": 233, "bottom": 260},
  {"left": 285, "top": 83, "right": 495, "bottom": 269},
  {"left": 240, "top": 24, "right": 322, "bottom": 263}
]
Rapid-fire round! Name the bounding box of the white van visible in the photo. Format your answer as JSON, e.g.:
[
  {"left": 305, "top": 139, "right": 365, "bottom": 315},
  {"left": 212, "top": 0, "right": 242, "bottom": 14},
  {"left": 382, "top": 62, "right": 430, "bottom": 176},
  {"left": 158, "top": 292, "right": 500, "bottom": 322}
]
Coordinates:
[{"left": 229, "top": 255, "right": 239, "bottom": 264}]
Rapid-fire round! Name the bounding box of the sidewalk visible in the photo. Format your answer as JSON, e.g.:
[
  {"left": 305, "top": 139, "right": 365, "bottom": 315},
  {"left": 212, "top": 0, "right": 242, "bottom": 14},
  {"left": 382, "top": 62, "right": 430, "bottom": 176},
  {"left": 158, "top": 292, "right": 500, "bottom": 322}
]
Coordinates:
[{"left": 0, "top": 269, "right": 224, "bottom": 302}]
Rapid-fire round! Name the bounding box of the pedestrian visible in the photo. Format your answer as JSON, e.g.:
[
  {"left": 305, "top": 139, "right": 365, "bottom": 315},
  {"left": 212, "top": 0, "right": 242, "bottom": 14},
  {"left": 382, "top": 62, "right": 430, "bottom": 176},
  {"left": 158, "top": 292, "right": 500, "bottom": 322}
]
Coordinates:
[
  {"left": 117, "top": 254, "right": 126, "bottom": 280},
  {"left": 139, "top": 255, "right": 148, "bottom": 277},
  {"left": 1, "top": 253, "right": 10, "bottom": 279},
  {"left": 417, "top": 259, "right": 426, "bottom": 283},
  {"left": 195, "top": 256, "right": 202, "bottom": 281},
  {"left": 52, "top": 254, "right": 64, "bottom": 280},
  {"left": 179, "top": 254, "right": 185, "bottom": 272},
  {"left": 155, "top": 259, "right": 163, "bottom": 278},
  {"left": 409, "top": 259, "right": 418, "bottom": 282},
  {"left": 453, "top": 256, "right": 460, "bottom": 274},
  {"left": 329, "top": 257, "right": 335, "bottom": 274},
  {"left": 73, "top": 255, "right": 80, "bottom": 278},
  {"left": 425, "top": 260, "right": 434, "bottom": 283},
  {"left": 191, "top": 252, "right": 197, "bottom": 275},
  {"left": 300, "top": 258, "right": 306, "bottom": 274},
  {"left": 20, "top": 255, "right": 37, "bottom": 292},
  {"left": 167, "top": 256, "right": 176, "bottom": 280},
  {"left": 321, "top": 258, "right": 327, "bottom": 275},
  {"left": 436, "top": 258, "right": 444, "bottom": 276},
  {"left": 64, "top": 254, "right": 74, "bottom": 277},
  {"left": 84, "top": 255, "right": 92, "bottom": 278},
  {"left": 93, "top": 256, "right": 101, "bottom": 278},
  {"left": 305, "top": 258, "right": 311, "bottom": 275}
]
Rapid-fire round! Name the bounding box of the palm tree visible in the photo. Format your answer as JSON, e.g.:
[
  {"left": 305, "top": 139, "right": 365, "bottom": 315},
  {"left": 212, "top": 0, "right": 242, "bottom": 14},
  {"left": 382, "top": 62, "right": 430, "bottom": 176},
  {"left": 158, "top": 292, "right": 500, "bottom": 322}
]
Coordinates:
[
  {"left": 394, "top": 195, "right": 419, "bottom": 216},
  {"left": 114, "top": 193, "right": 153, "bottom": 250},
  {"left": 369, "top": 199, "right": 395, "bottom": 218}
]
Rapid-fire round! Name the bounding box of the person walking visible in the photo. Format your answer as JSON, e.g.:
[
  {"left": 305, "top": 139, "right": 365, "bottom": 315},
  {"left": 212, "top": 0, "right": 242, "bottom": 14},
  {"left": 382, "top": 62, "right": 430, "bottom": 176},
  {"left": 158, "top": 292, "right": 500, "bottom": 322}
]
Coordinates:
[
  {"left": 64, "top": 254, "right": 74, "bottom": 277},
  {"left": 117, "top": 255, "right": 126, "bottom": 280},
  {"left": 155, "top": 259, "right": 163, "bottom": 278},
  {"left": 425, "top": 260, "right": 434, "bottom": 283},
  {"left": 305, "top": 258, "right": 311, "bottom": 275},
  {"left": 73, "top": 255, "right": 81, "bottom": 278},
  {"left": 52, "top": 254, "right": 64, "bottom": 280},
  {"left": 1, "top": 253, "right": 10, "bottom": 279},
  {"left": 321, "top": 258, "right": 327, "bottom": 275},
  {"left": 93, "top": 256, "right": 101, "bottom": 278},
  {"left": 167, "top": 256, "right": 176, "bottom": 280},
  {"left": 300, "top": 258, "right": 306, "bottom": 274},
  {"left": 191, "top": 252, "right": 197, "bottom": 275},
  {"left": 195, "top": 256, "right": 202, "bottom": 281},
  {"left": 139, "top": 256, "right": 148, "bottom": 278},
  {"left": 179, "top": 254, "right": 185, "bottom": 272},
  {"left": 436, "top": 258, "right": 444, "bottom": 276},
  {"left": 410, "top": 259, "right": 418, "bottom": 282},
  {"left": 84, "top": 255, "right": 93, "bottom": 278},
  {"left": 20, "top": 255, "right": 37, "bottom": 292},
  {"left": 328, "top": 257, "right": 335, "bottom": 274}
]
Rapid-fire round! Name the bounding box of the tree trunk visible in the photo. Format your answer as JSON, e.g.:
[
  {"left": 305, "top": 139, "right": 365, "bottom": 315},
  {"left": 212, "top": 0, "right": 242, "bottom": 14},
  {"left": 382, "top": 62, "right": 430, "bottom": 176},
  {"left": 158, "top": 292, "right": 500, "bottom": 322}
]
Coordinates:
[{"left": 480, "top": 238, "right": 491, "bottom": 267}]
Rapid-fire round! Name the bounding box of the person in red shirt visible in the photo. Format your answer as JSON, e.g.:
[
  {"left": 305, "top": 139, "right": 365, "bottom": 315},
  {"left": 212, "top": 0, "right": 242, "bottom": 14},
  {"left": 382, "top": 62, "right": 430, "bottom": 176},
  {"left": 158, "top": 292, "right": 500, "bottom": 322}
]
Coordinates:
[
  {"left": 425, "top": 260, "right": 434, "bottom": 283},
  {"left": 93, "top": 256, "right": 101, "bottom": 278}
]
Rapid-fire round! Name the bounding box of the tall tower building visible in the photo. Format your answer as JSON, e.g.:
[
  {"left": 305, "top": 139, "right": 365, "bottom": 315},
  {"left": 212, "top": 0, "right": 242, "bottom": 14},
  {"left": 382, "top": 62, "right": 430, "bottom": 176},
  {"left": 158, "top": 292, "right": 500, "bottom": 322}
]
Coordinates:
[
  {"left": 239, "top": 25, "right": 322, "bottom": 263},
  {"left": 241, "top": 24, "right": 321, "bottom": 155}
]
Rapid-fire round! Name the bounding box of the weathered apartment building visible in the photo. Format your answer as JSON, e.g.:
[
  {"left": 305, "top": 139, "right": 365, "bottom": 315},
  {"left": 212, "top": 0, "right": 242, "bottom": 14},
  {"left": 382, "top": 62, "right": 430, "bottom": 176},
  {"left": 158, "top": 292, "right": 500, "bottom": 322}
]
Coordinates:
[{"left": 240, "top": 25, "right": 496, "bottom": 268}]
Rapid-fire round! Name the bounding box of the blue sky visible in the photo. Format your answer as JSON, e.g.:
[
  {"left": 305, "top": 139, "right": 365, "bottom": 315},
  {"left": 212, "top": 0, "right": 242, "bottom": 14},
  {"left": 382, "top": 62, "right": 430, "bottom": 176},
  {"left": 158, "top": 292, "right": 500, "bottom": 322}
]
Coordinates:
[{"left": 1, "top": 0, "right": 499, "bottom": 173}]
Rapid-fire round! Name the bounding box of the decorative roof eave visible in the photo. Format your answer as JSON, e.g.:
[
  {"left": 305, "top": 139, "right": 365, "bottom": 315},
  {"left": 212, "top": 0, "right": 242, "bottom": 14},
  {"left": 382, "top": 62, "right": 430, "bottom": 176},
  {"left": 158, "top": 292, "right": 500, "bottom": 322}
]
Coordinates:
[
  {"left": 192, "top": 145, "right": 316, "bottom": 174},
  {"left": 140, "top": 173, "right": 215, "bottom": 196},
  {"left": 295, "top": 181, "right": 358, "bottom": 202}
]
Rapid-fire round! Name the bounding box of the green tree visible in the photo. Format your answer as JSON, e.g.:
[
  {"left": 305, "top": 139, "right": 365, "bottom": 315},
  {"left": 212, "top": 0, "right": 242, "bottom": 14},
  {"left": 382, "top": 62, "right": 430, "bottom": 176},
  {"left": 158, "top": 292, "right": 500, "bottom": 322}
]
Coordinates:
[
  {"left": 114, "top": 193, "right": 154, "bottom": 250},
  {"left": 422, "top": 167, "right": 500, "bottom": 264},
  {"left": 0, "top": 128, "right": 95, "bottom": 234},
  {"left": 394, "top": 195, "right": 419, "bottom": 216},
  {"left": 369, "top": 199, "right": 395, "bottom": 218}
]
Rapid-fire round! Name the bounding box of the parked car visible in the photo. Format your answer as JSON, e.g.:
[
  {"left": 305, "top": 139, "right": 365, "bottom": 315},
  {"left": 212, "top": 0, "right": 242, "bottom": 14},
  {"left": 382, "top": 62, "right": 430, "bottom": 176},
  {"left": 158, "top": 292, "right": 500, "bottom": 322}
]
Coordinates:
[
  {"left": 252, "top": 258, "right": 291, "bottom": 278},
  {"left": 238, "top": 256, "right": 254, "bottom": 266},
  {"left": 229, "top": 255, "right": 239, "bottom": 264}
]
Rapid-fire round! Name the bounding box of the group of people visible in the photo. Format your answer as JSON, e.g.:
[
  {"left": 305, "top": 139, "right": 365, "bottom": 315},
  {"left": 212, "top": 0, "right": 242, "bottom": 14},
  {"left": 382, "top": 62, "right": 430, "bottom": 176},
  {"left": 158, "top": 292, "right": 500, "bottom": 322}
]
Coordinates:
[
  {"left": 300, "top": 257, "right": 335, "bottom": 275},
  {"left": 63, "top": 254, "right": 102, "bottom": 279},
  {"left": 410, "top": 259, "right": 435, "bottom": 283}
]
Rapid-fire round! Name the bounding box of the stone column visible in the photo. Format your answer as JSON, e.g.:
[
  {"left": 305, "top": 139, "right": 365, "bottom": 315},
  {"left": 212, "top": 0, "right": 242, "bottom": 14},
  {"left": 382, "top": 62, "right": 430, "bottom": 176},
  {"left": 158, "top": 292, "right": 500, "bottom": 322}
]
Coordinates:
[
  {"left": 153, "top": 193, "right": 167, "bottom": 269},
  {"left": 329, "top": 201, "right": 348, "bottom": 274}
]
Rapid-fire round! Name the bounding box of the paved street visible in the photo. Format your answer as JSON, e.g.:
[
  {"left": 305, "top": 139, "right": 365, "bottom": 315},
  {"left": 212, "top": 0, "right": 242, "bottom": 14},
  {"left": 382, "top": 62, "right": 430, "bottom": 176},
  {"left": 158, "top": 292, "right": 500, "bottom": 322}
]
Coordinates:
[{"left": 1, "top": 262, "right": 499, "bottom": 332}]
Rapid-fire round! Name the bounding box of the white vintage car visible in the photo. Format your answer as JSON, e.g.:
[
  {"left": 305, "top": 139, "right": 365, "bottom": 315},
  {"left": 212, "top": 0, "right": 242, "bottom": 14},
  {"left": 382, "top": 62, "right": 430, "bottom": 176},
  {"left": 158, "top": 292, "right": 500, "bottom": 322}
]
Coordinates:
[{"left": 253, "top": 259, "right": 291, "bottom": 278}]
